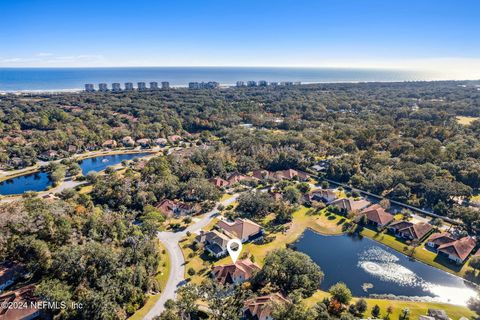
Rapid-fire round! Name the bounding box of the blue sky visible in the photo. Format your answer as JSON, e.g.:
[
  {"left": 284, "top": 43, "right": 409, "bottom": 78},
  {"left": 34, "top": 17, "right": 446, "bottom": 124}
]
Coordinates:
[{"left": 1, "top": 0, "right": 479, "bottom": 74}]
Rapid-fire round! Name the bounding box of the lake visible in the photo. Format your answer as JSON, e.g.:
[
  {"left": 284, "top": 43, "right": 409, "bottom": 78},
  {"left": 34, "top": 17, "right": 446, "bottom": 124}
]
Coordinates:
[
  {"left": 0, "top": 67, "right": 436, "bottom": 91},
  {"left": 0, "top": 152, "right": 150, "bottom": 195},
  {"left": 294, "top": 229, "right": 477, "bottom": 305}
]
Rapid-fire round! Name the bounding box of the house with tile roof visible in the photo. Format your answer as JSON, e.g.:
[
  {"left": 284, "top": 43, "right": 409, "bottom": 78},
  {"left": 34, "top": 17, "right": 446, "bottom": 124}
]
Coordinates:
[
  {"left": 388, "top": 221, "right": 433, "bottom": 241},
  {"left": 155, "top": 199, "right": 196, "bottom": 218},
  {"left": 437, "top": 236, "right": 476, "bottom": 264},
  {"left": 212, "top": 259, "right": 260, "bottom": 285},
  {"left": 227, "top": 172, "right": 250, "bottom": 185},
  {"left": 243, "top": 293, "right": 289, "bottom": 320},
  {"left": 329, "top": 198, "right": 371, "bottom": 214},
  {"left": 209, "top": 177, "right": 230, "bottom": 188},
  {"left": 0, "top": 285, "right": 40, "bottom": 320},
  {"left": 426, "top": 232, "right": 457, "bottom": 249},
  {"left": 216, "top": 218, "right": 263, "bottom": 243},
  {"left": 360, "top": 204, "right": 394, "bottom": 228}
]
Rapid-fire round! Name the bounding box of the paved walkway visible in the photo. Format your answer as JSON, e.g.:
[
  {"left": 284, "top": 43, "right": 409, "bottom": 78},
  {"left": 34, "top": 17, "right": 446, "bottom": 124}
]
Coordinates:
[{"left": 144, "top": 193, "right": 239, "bottom": 319}]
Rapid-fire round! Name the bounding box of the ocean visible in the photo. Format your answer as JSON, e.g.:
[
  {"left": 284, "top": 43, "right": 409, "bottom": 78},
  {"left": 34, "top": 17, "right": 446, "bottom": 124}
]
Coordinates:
[{"left": 0, "top": 67, "right": 436, "bottom": 92}]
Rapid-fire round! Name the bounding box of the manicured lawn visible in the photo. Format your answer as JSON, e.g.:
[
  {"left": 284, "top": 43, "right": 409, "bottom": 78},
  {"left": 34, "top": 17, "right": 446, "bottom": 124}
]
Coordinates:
[
  {"left": 305, "top": 290, "right": 476, "bottom": 319},
  {"left": 360, "top": 228, "right": 473, "bottom": 278},
  {"left": 129, "top": 240, "right": 171, "bottom": 320},
  {"left": 220, "top": 193, "right": 233, "bottom": 202},
  {"left": 180, "top": 218, "right": 219, "bottom": 284},
  {"left": 456, "top": 116, "right": 480, "bottom": 126},
  {"left": 216, "top": 206, "right": 347, "bottom": 266}
]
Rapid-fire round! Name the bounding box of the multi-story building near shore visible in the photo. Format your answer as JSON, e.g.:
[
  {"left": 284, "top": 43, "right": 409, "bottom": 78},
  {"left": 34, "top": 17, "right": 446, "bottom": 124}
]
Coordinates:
[
  {"left": 85, "top": 84, "right": 95, "bottom": 92},
  {"left": 270, "top": 81, "right": 278, "bottom": 86},
  {"left": 137, "top": 82, "right": 147, "bottom": 91},
  {"left": 247, "top": 80, "right": 257, "bottom": 87},
  {"left": 150, "top": 82, "right": 159, "bottom": 90},
  {"left": 125, "top": 82, "right": 134, "bottom": 91},
  {"left": 236, "top": 81, "right": 245, "bottom": 87},
  {"left": 258, "top": 80, "right": 268, "bottom": 87},
  {"left": 189, "top": 81, "right": 219, "bottom": 89},
  {"left": 294, "top": 81, "right": 301, "bottom": 85},
  {"left": 188, "top": 82, "right": 199, "bottom": 89},
  {"left": 98, "top": 83, "right": 108, "bottom": 92},
  {"left": 161, "top": 81, "right": 170, "bottom": 89},
  {"left": 112, "top": 83, "right": 121, "bottom": 92}
]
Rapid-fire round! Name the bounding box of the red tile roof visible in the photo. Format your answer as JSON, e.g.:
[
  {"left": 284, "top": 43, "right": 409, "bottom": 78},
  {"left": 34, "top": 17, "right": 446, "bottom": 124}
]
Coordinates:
[
  {"left": 212, "top": 259, "right": 260, "bottom": 284},
  {"left": 243, "top": 293, "right": 289, "bottom": 320},
  {"left": 438, "top": 236, "right": 476, "bottom": 262},
  {"left": 361, "top": 204, "right": 394, "bottom": 226},
  {"left": 209, "top": 177, "right": 229, "bottom": 188},
  {"left": 0, "top": 285, "right": 39, "bottom": 320},
  {"left": 390, "top": 221, "right": 433, "bottom": 240},
  {"left": 427, "top": 232, "right": 457, "bottom": 246}
]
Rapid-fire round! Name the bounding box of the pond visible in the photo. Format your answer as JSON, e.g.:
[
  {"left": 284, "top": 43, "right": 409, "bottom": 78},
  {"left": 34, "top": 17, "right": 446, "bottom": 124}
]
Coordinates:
[
  {"left": 0, "top": 171, "right": 52, "bottom": 195},
  {"left": 294, "top": 229, "right": 477, "bottom": 305},
  {"left": 0, "top": 152, "right": 151, "bottom": 195},
  {"left": 78, "top": 152, "right": 151, "bottom": 175}
]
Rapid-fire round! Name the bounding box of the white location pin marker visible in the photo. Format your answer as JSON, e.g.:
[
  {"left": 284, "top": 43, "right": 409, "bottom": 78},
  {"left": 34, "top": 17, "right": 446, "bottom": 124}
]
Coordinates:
[{"left": 227, "top": 239, "right": 242, "bottom": 264}]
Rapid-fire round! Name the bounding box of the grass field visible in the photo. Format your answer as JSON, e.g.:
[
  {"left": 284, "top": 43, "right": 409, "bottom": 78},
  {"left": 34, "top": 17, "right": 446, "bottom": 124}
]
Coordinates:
[
  {"left": 129, "top": 241, "right": 171, "bottom": 320},
  {"left": 456, "top": 116, "right": 480, "bottom": 126},
  {"left": 305, "top": 290, "right": 475, "bottom": 319}
]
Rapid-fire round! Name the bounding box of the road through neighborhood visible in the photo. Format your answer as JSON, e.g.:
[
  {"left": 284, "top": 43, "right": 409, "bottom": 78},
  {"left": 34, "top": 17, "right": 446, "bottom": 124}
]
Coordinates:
[{"left": 144, "top": 193, "right": 240, "bottom": 319}]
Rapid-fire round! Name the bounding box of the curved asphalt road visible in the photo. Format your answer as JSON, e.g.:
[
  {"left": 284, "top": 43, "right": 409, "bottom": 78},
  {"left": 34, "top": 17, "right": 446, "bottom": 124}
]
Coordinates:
[{"left": 144, "top": 193, "right": 240, "bottom": 319}]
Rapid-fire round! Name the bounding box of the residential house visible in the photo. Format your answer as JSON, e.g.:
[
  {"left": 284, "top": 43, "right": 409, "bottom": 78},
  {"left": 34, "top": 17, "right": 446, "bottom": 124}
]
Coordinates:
[
  {"left": 388, "top": 221, "right": 433, "bottom": 241},
  {"left": 227, "top": 172, "right": 250, "bottom": 185},
  {"left": 154, "top": 138, "right": 168, "bottom": 146},
  {"left": 360, "top": 204, "right": 394, "bottom": 227},
  {"left": 167, "top": 135, "right": 182, "bottom": 143},
  {"left": 101, "top": 139, "right": 117, "bottom": 149},
  {"left": 0, "top": 263, "right": 25, "bottom": 292},
  {"left": 437, "top": 236, "right": 476, "bottom": 264},
  {"left": 122, "top": 136, "right": 135, "bottom": 147},
  {"left": 211, "top": 259, "right": 260, "bottom": 285},
  {"left": 329, "top": 198, "right": 371, "bottom": 215},
  {"left": 38, "top": 149, "right": 59, "bottom": 161},
  {"left": 252, "top": 169, "right": 272, "bottom": 180},
  {"left": 155, "top": 199, "right": 195, "bottom": 218},
  {"left": 0, "top": 285, "right": 40, "bottom": 320},
  {"left": 308, "top": 189, "right": 337, "bottom": 203},
  {"left": 243, "top": 293, "right": 289, "bottom": 320},
  {"left": 136, "top": 138, "right": 151, "bottom": 147},
  {"left": 273, "top": 169, "right": 310, "bottom": 181},
  {"left": 216, "top": 218, "right": 263, "bottom": 243},
  {"left": 195, "top": 230, "right": 232, "bottom": 258},
  {"left": 209, "top": 177, "right": 229, "bottom": 188},
  {"left": 426, "top": 232, "right": 457, "bottom": 249}
]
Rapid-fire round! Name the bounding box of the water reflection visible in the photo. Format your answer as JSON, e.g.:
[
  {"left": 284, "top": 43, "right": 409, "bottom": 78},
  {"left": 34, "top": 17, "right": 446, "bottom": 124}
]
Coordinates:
[{"left": 294, "top": 229, "right": 478, "bottom": 306}]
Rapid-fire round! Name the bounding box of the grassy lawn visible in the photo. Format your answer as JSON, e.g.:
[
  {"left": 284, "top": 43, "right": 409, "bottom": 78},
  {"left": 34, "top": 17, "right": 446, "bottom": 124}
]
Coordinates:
[
  {"left": 305, "top": 290, "right": 475, "bottom": 319},
  {"left": 471, "top": 194, "right": 480, "bottom": 201},
  {"left": 216, "top": 206, "right": 347, "bottom": 266},
  {"left": 360, "top": 228, "right": 473, "bottom": 279},
  {"left": 129, "top": 241, "right": 171, "bottom": 320},
  {"left": 180, "top": 218, "right": 219, "bottom": 284},
  {"left": 220, "top": 193, "right": 233, "bottom": 202},
  {"left": 456, "top": 116, "right": 480, "bottom": 126}
]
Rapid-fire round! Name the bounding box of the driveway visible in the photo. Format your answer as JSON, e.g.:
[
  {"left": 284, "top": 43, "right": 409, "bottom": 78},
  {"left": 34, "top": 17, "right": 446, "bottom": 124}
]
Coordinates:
[{"left": 144, "top": 193, "right": 239, "bottom": 319}]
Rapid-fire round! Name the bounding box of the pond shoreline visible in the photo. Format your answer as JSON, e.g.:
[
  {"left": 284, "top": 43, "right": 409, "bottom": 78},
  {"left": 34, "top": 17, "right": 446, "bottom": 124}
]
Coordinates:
[{"left": 0, "top": 149, "right": 159, "bottom": 196}]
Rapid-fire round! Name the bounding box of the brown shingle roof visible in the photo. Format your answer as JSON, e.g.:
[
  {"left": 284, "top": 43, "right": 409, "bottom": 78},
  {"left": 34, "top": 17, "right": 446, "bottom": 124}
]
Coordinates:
[
  {"left": 330, "top": 198, "right": 371, "bottom": 212},
  {"left": 427, "top": 232, "right": 457, "bottom": 246},
  {"left": 0, "top": 285, "right": 39, "bottom": 320}
]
